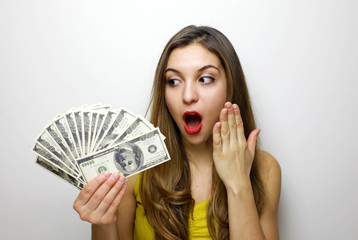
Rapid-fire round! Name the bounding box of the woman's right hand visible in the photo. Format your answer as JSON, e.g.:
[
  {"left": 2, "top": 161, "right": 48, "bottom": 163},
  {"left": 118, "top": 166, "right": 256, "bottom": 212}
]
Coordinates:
[{"left": 73, "top": 171, "right": 127, "bottom": 225}]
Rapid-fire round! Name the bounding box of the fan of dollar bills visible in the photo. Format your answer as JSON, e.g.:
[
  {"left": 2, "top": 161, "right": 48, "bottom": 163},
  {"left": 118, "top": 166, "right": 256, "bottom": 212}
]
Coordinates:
[{"left": 33, "top": 104, "right": 170, "bottom": 190}]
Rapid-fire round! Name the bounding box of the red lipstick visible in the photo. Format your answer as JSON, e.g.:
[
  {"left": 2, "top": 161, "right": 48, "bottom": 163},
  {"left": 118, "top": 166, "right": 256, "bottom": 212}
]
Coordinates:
[{"left": 183, "top": 111, "right": 202, "bottom": 135}]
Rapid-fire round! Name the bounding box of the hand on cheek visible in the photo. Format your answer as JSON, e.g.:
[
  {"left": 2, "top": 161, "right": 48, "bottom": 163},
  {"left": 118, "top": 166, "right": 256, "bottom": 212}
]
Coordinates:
[{"left": 212, "top": 102, "right": 261, "bottom": 188}]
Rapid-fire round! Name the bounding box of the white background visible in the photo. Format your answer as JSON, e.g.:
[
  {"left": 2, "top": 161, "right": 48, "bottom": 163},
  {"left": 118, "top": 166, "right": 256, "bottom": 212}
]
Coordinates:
[{"left": 1, "top": 0, "right": 357, "bottom": 239}]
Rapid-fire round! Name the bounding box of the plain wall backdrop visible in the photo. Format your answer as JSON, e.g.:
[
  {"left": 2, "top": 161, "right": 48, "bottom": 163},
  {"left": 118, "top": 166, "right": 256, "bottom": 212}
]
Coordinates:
[{"left": 1, "top": 0, "right": 357, "bottom": 239}]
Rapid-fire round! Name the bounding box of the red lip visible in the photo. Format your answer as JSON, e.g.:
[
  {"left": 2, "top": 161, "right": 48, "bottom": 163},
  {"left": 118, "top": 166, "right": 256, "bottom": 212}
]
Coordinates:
[{"left": 183, "top": 111, "right": 202, "bottom": 135}]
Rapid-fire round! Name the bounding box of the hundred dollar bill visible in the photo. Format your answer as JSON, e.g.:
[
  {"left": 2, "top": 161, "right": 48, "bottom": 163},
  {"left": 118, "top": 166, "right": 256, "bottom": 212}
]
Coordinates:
[
  {"left": 82, "top": 111, "right": 92, "bottom": 156},
  {"left": 33, "top": 143, "right": 81, "bottom": 180},
  {"left": 110, "top": 116, "right": 155, "bottom": 146},
  {"left": 36, "top": 130, "right": 79, "bottom": 175},
  {"left": 36, "top": 156, "right": 84, "bottom": 189},
  {"left": 90, "top": 110, "right": 107, "bottom": 153},
  {"left": 73, "top": 110, "right": 84, "bottom": 155},
  {"left": 65, "top": 112, "right": 83, "bottom": 157},
  {"left": 46, "top": 123, "right": 78, "bottom": 170},
  {"left": 77, "top": 128, "right": 170, "bottom": 183},
  {"left": 89, "top": 111, "right": 101, "bottom": 152},
  {"left": 95, "top": 109, "right": 136, "bottom": 152},
  {"left": 53, "top": 115, "right": 80, "bottom": 159},
  {"left": 89, "top": 111, "right": 98, "bottom": 151},
  {"left": 91, "top": 110, "right": 117, "bottom": 152}
]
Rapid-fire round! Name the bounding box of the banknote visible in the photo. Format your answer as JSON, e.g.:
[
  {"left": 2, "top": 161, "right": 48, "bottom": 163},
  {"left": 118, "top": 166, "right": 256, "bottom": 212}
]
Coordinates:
[
  {"left": 36, "top": 156, "right": 84, "bottom": 189},
  {"left": 33, "top": 104, "right": 170, "bottom": 189},
  {"left": 95, "top": 109, "right": 137, "bottom": 152},
  {"left": 54, "top": 116, "right": 80, "bottom": 159},
  {"left": 65, "top": 112, "right": 83, "bottom": 158},
  {"left": 33, "top": 143, "right": 80, "bottom": 179},
  {"left": 77, "top": 128, "right": 170, "bottom": 182},
  {"left": 46, "top": 123, "right": 76, "bottom": 165},
  {"left": 82, "top": 111, "right": 92, "bottom": 155},
  {"left": 91, "top": 110, "right": 117, "bottom": 153},
  {"left": 111, "top": 116, "right": 157, "bottom": 145},
  {"left": 73, "top": 110, "right": 84, "bottom": 155},
  {"left": 90, "top": 110, "right": 107, "bottom": 153},
  {"left": 35, "top": 130, "right": 79, "bottom": 175}
]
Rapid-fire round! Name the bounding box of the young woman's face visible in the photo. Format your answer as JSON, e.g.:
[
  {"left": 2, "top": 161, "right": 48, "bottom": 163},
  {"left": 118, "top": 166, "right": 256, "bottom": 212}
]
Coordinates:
[{"left": 165, "top": 44, "right": 227, "bottom": 146}]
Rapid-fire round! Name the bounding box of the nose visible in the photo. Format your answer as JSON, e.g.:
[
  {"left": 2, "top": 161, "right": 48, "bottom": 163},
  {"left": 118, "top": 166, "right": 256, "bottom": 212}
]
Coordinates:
[{"left": 182, "top": 81, "right": 198, "bottom": 105}]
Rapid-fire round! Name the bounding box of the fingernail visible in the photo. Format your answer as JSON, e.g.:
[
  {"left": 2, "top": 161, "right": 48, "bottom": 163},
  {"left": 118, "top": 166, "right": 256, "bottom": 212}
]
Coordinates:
[
  {"left": 233, "top": 104, "right": 239, "bottom": 110},
  {"left": 119, "top": 176, "right": 126, "bottom": 183},
  {"left": 111, "top": 172, "right": 120, "bottom": 180},
  {"left": 101, "top": 171, "right": 110, "bottom": 178}
]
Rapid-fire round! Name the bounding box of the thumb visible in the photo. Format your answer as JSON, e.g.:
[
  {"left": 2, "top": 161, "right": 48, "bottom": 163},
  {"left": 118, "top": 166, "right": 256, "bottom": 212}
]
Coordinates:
[{"left": 247, "top": 129, "right": 261, "bottom": 155}]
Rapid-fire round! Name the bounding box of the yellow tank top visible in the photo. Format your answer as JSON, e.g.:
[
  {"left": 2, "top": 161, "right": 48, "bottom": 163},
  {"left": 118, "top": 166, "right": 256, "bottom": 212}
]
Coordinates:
[{"left": 133, "top": 175, "right": 212, "bottom": 240}]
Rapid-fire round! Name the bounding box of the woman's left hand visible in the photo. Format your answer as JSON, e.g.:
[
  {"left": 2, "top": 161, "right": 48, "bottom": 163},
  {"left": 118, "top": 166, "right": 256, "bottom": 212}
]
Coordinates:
[{"left": 212, "top": 102, "right": 260, "bottom": 189}]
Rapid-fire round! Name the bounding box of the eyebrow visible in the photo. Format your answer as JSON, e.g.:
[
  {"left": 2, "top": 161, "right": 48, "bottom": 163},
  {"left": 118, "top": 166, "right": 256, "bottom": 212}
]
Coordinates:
[
  {"left": 165, "top": 65, "right": 220, "bottom": 74},
  {"left": 198, "top": 65, "right": 220, "bottom": 73}
]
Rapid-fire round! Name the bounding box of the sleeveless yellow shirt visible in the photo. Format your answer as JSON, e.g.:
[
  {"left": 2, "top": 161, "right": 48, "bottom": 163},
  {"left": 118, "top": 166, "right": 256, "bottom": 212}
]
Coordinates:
[{"left": 133, "top": 175, "right": 212, "bottom": 240}]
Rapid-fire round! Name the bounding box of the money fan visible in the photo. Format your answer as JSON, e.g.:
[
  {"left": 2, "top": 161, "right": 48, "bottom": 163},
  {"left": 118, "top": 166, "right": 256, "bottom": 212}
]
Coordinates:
[{"left": 33, "top": 104, "right": 170, "bottom": 189}]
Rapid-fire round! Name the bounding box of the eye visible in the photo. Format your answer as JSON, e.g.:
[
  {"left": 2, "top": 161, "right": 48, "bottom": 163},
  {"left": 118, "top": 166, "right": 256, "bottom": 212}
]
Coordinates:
[
  {"left": 199, "top": 76, "right": 215, "bottom": 84},
  {"left": 167, "top": 78, "right": 181, "bottom": 86}
]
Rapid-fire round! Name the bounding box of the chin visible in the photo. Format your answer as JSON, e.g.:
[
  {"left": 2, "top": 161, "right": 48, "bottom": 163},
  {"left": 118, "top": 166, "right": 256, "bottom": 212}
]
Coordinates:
[{"left": 181, "top": 131, "right": 212, "bottom": 147}]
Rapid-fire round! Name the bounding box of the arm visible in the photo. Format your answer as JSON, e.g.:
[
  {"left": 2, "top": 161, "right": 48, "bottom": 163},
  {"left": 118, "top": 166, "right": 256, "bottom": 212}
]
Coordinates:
[
  {"left": 212, "top": 102, "right": 281, "bottom": 240},
  {"left": 116, "top": 175, "right": 138, "bottom": 240},
  {"left": 258, "top": 153, "right": 281, "bottom": 239},
  {"left": 226, "top": 152, "right": 281, "bottom": 240}
]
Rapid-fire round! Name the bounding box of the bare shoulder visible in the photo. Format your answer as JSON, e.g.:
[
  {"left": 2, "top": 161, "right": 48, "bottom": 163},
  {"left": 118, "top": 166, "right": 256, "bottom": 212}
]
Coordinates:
[
  {"left": 256, "top": 150, "right": 281, "bottom": 212},
  {"left": 256, "top": 150, "right": 281, "bottom": 183}
]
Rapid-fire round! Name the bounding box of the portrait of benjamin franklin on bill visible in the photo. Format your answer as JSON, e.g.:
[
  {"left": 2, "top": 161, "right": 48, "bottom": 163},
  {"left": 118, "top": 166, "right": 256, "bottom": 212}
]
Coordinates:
[{"left": 114, "top": 143, "right": 143, "bottom": 174}]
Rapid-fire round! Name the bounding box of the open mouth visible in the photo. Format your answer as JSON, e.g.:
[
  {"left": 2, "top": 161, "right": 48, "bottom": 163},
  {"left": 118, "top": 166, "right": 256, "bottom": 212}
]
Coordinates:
[{"left": 183, "top": 111, "right": 202, "bottom": 134}]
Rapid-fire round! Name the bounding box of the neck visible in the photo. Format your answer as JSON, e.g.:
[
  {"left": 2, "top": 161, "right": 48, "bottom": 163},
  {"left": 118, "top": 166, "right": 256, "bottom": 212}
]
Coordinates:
[
  {"left": 183, "top": 139, "right": 213, "bottom": 168},
  {"left": 183, "top": 138, "right": 213, "bottom": 203}
]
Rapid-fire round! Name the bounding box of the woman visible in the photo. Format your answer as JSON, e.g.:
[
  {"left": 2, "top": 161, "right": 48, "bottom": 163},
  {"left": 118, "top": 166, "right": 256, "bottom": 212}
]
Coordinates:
[{"left": 73, "top": 25, "right": 281, "bottom": 240}]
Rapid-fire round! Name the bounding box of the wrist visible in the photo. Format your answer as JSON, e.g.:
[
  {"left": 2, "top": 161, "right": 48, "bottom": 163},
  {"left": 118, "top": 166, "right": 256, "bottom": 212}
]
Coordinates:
[{"left": 224, "top": 175, "right": 252, "bottom": 197}]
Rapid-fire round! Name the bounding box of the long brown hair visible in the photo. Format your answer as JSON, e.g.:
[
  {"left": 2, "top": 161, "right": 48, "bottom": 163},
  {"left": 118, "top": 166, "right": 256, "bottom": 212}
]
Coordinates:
[{"left": 141, "top": 25, "right": 264, "bottom": 240}]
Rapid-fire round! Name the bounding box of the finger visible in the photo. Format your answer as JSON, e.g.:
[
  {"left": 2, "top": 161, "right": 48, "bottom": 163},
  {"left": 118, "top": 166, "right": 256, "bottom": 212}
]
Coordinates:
[
  {"left": 94, "top": 175, "right": 127, "bottom": 218},
  {"left": 225, "top": 102, "right": 238, "bottom": 144},
  {"left": 219, "top": 108, "right": 230, "bottom": 151},
  {"left": 74, "top": 171, "right": 111, "bottom": 208},
  {"left": 247, "top": 129, "right": 261, "bottom": 155},
  {"left": 212, "top": 122, "right": 222, "bottom": 157},
  {"left": 233, "top": 104, "right": 245, "bottom": 141},
  {"left": 101, "top": 179, "right": 127, "bottom": 222},
  {"left": 82, "top": 172, "right": 121, "bottom": 212}
]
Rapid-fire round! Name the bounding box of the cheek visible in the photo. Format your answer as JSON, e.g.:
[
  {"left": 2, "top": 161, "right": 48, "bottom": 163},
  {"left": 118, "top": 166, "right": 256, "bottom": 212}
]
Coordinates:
[
  {"left": 208, "top": 104, "right": 223, "bottom": 122},
  {"left": 206, "top": 91, "right": 227, "bottom": 121},
  {"left": 165, "top": 90, "right": 179, "bottom": 118}
]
